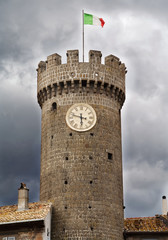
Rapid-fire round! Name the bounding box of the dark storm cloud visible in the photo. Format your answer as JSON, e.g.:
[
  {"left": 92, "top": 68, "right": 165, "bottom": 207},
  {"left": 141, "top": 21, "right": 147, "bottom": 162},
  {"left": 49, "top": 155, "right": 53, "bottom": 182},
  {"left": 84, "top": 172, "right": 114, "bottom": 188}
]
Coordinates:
[{"left": 0, "top": 86, "right": 41, "bottom": 205}]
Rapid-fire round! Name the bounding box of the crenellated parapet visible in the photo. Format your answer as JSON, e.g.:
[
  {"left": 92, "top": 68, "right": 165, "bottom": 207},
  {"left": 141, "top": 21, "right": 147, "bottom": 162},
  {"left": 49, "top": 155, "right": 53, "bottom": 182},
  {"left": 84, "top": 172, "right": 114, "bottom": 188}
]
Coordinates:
[{"left": 37, "top": 50, "right": 127, "bottom": 108}]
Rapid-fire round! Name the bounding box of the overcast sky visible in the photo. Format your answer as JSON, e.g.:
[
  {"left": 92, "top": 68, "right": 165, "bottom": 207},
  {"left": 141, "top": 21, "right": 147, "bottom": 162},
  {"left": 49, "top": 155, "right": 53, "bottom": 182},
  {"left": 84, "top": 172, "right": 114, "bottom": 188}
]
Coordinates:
[{"left": 0, "top": 0, "right": 168, "bottom": 219}]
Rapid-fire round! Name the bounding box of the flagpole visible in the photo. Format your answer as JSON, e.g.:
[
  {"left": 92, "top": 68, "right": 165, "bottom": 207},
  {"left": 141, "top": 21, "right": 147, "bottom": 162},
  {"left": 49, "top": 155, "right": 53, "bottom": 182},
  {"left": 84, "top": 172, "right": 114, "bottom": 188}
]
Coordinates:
[{"left": 82, "top": 9, "right": 84, "bottom": 62}]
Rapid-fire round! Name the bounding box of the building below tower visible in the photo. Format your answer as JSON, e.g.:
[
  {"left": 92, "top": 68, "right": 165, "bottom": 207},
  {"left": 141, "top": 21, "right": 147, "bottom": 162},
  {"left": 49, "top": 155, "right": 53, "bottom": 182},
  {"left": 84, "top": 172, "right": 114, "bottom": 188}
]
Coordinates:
[{"left": 0, "top": 186, "right": 168, "bottom": 240}]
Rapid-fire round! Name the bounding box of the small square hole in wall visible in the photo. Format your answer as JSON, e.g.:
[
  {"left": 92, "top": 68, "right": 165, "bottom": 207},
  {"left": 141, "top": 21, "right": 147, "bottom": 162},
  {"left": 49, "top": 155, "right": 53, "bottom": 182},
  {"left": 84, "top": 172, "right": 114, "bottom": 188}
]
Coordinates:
[{"left": 108, "top": 153, "right": 113, "bottom": 160}]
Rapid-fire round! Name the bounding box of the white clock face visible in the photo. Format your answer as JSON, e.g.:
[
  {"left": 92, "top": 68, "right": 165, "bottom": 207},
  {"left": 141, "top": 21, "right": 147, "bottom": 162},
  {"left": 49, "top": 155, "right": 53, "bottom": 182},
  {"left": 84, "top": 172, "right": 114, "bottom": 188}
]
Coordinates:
[{"left": 66, "top": 103, "right": 97, "bottom": 132}]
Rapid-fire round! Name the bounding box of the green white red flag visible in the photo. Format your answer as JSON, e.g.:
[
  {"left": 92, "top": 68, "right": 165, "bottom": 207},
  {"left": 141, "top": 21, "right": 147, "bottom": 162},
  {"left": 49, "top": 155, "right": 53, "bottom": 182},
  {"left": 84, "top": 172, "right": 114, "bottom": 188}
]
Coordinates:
[
  {"left": 82, "top": 11, "right": 105, "bottom": 62},
  {"left": 84, "top": 13, "right": 105, "bottom": 28}
]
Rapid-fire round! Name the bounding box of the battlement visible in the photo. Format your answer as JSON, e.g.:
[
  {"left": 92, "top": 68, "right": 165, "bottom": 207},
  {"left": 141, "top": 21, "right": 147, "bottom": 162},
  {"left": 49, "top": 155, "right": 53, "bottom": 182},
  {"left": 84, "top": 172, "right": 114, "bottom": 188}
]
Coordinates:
[
  {"left": 47, "top": 53, "right": 61, "bottom": 66},
  {"left": 38, "top": 61, "right": 46, "bottom": 73},
  {"left": 67, "top": 50, "right": 79, "bottom": 64},
  {"left": 89, "top": 50, "right": 102, "bottom": 64},
  {"left": 37, "top": 49, "right": 127, "bottom": 68},
  {"left": 37, "top": 50, "right": 126, "bottom": 108},
  {"left": 105, "top": 54, "right": 126, "bottom": 73}
]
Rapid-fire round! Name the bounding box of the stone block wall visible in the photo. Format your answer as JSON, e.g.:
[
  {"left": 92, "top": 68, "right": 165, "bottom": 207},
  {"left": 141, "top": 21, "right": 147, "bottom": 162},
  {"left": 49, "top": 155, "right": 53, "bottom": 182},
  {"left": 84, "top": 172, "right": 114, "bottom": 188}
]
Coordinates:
[
  {"left": 0, "top": 225, "right": 44, "bottom": 240},
  {"left": 37, "top": 50, "right": 126, "bottom": 240}
]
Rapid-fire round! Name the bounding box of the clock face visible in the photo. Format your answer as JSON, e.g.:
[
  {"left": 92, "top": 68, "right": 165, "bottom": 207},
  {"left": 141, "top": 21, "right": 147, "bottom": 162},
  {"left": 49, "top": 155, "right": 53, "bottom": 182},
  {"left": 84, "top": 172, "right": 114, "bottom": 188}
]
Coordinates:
[{"left": 66, "top": 103, "right": 97, "bottom": 132}]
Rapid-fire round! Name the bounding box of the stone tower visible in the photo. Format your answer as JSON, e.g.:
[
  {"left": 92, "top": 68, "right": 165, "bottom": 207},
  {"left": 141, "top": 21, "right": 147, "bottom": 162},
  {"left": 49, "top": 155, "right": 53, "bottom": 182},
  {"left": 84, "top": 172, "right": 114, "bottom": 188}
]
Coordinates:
[{"left": 37, "top": 50, "right": 126, "bottom": 240}]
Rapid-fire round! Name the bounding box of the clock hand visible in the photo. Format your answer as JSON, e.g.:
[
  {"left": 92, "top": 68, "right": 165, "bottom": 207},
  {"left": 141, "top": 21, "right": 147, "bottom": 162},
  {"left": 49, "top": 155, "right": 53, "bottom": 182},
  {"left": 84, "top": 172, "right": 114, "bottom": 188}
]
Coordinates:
[
  {"left": 72, "top": 113, "right": 87, "bottom": 120},
  {"left": 80, "top": 113, "right": 83, "bottom": 125},
  {"left": 72, "top": 113, "right": 81, "bottom": 118}
]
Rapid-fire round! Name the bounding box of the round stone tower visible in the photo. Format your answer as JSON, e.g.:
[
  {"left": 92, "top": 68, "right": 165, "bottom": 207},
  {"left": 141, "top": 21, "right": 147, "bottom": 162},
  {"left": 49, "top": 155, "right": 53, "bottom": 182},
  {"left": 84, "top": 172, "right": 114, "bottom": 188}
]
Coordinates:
[{"left": 37, "top": 50, "right": 126, "bottom": 240}]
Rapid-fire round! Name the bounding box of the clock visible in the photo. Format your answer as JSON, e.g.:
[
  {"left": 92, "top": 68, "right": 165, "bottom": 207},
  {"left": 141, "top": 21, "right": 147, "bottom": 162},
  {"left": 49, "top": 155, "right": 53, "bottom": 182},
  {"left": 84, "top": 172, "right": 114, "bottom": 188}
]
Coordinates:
[{"left": 66, "top": 103, "right": 97, "bottom": 132}]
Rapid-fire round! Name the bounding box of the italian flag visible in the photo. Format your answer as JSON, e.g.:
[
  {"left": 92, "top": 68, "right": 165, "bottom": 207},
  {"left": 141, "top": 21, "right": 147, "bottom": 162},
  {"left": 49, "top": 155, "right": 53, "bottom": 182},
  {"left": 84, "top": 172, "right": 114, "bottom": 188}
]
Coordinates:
[{"left": 84, "top": 13, "right": 105, "bottom": 28}]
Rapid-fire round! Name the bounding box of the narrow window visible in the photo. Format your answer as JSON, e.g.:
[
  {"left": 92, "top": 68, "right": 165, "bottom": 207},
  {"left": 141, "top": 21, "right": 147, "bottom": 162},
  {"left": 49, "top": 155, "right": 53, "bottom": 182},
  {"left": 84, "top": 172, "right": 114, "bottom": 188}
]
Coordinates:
[{"left": 52, "top": 102, "right": 57, "bottom": 110}]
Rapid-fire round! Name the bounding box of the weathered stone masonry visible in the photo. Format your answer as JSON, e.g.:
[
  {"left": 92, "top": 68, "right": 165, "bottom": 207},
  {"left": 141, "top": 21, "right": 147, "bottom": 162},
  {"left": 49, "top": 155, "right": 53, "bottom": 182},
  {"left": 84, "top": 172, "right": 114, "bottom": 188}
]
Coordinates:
[{"left": 37, "top": 50, "right": 126, "bottom": 240}]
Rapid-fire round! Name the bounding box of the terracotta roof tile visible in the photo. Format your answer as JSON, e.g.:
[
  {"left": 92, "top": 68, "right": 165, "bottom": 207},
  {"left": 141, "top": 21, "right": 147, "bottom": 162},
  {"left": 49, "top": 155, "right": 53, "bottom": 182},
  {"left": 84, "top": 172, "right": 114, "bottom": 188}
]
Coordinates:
[
  {"left": 0, "top": 201, "right": 52, "bottom": 224},
  {"left": 124, "top": 216, "right": 168, "bottom": 232}
]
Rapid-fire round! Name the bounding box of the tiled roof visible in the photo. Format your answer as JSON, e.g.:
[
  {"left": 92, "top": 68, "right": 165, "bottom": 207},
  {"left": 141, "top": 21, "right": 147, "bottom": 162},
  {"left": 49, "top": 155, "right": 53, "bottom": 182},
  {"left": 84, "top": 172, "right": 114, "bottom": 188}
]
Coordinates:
[
  {"left": 124, "top": 215, "right": 168, "bottom": 233},
  {"left": 0, "top": 202, "right": 52, "bottom": 224}
]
